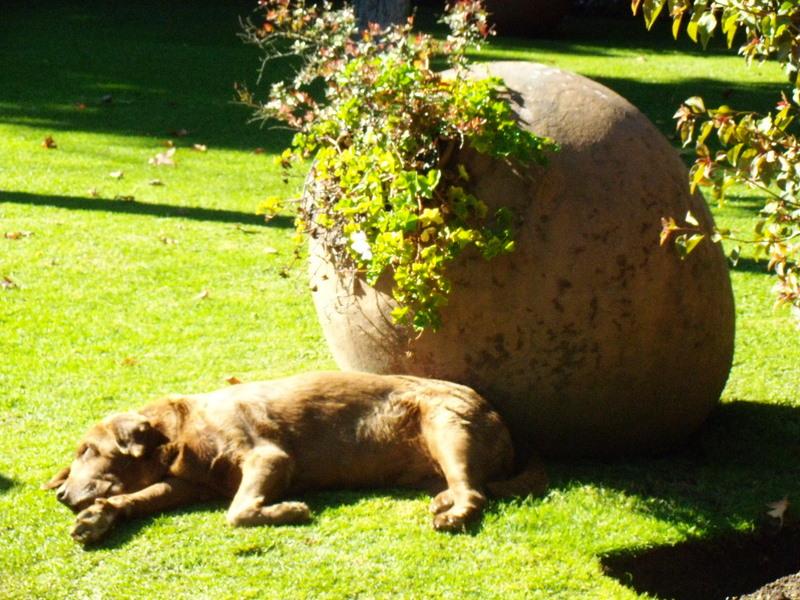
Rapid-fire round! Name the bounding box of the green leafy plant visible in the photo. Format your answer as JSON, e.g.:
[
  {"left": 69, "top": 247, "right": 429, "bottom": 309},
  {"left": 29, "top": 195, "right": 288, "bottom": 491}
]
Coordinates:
[
  {"left": 240, "top": 0, "right": 556, "bottom": 331},
  {"left": 635, "top": 0, "right": 800, "bottom": 317}
]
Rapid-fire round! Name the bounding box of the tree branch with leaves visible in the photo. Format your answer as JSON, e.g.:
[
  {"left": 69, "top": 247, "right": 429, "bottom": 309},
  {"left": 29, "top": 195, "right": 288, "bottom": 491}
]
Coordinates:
[{"left": 635, "top": 0, "right": 800, "bottom": 318}]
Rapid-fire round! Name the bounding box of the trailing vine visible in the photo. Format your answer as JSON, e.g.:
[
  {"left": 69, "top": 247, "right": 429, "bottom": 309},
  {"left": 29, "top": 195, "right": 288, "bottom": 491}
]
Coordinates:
[{"left": 241, "top": 0, "right": 556, "bottom": 331}]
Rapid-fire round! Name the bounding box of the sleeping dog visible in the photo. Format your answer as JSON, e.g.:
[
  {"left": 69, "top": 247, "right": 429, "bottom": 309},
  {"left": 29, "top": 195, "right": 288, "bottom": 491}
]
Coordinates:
[{"left": 46, "top": 371, "right": 547, "bottom": 544}]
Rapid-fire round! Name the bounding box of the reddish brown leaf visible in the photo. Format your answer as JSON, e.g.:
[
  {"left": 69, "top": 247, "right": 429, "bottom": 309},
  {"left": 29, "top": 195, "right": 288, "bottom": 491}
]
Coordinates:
[
  {"left": 5, "top": 231, "right": 32, "bottom": 240},
  {"left": 42, "top": 135, "right": 57, "bottom": 149},
  {"left": 149, "top": 147, "right": 176, "bottom": 167},
  {"left": 1, "top": 276, "right": 18, "bottom": 289},
  {"left": 767, "top": 497, "right": 790, "bottom": 527},
  {"left": 225, "top": 376, "right": 243, "bottom": 385}
]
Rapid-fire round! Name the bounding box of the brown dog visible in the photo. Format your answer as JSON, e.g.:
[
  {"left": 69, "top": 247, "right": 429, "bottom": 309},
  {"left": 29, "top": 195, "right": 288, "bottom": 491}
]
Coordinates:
[{"left": 46, "top": 371, "right": 546, "bottom": 544}]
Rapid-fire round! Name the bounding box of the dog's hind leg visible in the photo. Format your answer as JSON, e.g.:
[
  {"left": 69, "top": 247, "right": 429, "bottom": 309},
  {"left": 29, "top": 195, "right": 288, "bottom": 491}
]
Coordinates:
[
  {"left": 421, "top": 410, "right": 487, "bottom": 532},
  {"left": 226, "top": 443, "right": 310, "bottom": 527}
]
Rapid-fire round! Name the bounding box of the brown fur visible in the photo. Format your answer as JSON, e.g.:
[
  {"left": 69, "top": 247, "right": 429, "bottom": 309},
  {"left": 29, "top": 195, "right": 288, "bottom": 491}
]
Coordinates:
[{"left": 45, "top": 371, "right": 547, "bottom": 544}]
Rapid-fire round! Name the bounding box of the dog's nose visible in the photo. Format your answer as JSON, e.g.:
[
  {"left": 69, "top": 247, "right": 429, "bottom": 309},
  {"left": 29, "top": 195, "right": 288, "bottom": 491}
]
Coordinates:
[{"left": 55, "top": 485, "right": 69, "bottom": 504}]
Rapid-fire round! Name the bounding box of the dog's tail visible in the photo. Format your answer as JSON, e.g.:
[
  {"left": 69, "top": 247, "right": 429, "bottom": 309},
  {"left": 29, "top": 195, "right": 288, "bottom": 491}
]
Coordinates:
[{"left": 486, "top": 454, "right": 549, "bottom": 499}]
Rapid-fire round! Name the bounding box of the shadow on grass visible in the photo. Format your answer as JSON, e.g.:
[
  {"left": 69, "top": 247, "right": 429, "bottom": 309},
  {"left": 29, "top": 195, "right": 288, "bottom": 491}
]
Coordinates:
[
  {"left": 0, "top": 0, "right": 291, "bottom": 153},
  {"left": 601, "top": 524, "right": 800, "bottom": 600},
  {"left": 82, "top": 487, "right": 487, "bottom": 549},
  {"left": 83, "top": 499, "right": 229, "bottom": 551},
  {"left": 0, "top": 474, "right": 16, "bottom": 494},
  {"left": 730, "top": 257, "right": 771, "bottom": 276},
  {"left": 555, "top": 401, "right": 800, "bottom": 598},
  {"left": 0, "top": 190, "right": 293, "bottom": 228},
  {"left": 1, "top": 2, "right": 782, "bottom": 150}
]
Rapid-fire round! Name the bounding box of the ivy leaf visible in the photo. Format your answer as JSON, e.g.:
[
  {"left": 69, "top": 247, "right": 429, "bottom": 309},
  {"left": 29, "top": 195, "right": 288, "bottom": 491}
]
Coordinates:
[
  {"left": 643, "top": 0, "right": 667, "bottom": 29},
  {"left": 683, "top": 233, "right": 705, "bottom": 255},
  {"left": 729, "top": 245, "right": 741, "bottom": 266},
  {"left": 660, "top": 216, "right": 678, "bottom": 246}
]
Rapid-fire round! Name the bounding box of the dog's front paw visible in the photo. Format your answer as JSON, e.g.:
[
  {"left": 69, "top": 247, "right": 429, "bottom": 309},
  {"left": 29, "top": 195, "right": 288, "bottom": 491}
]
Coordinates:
[
  {"left": 432, "top": 510, "right": 469, "bottom": 532},
  {"left": 429, "top": 490, "right": 454, "bottom": 515},
  {"left": 71, "top": 499, "right": 118, "bottom": 545}
]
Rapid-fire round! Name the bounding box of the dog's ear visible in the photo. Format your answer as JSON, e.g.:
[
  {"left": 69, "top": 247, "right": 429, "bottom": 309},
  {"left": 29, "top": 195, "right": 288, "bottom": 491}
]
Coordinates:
[
  {"left": 109, "top": 413, "right": 155, "bottom": 458},
  {"left": 42, "top": 466, "right": 70, "bottom": 490}
]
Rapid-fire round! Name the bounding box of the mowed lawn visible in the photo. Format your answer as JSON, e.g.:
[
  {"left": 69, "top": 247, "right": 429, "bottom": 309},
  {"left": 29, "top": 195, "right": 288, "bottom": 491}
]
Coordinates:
[{"left": 2, "top": 2, "right": 799, "bottom": 598}]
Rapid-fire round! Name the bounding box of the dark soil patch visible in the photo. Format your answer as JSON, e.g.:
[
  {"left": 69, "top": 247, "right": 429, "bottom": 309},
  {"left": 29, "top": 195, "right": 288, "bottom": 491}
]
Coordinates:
[{"left": 601, "top": 525, "right": 800, "bottom": 599}]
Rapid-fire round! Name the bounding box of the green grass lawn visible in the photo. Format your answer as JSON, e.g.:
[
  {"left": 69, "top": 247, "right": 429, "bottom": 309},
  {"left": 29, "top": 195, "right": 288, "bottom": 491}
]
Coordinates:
[{"left": 2, "top": 2, "right": 799, "bottom": 598}]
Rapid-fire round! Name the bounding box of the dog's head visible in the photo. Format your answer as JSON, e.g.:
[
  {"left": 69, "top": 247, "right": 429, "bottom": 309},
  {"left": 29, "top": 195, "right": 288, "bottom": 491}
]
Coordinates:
[{"left": 45, "top": 412, "right": 169, "bottom": 512}]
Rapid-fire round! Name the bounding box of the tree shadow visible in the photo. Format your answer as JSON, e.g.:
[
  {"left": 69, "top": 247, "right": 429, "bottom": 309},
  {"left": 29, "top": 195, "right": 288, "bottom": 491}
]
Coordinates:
[
  {"left": 552, "top": 401, "right": 800, "bottom": 598},
  {"left": 0, "top": 0, "right": 291, "bottom": 152},
  {"left": 729, "top": 257, "right": 771, "bottom": 276},
  {"left": 0, "top": 474, "right": 16, "bottom": 494},
  {"left": 601, "top": 524, "right": 800, "bottom": 599},
  {"left": 2, "top": 2, "right": 780, "bottom": 152},
  {"left": 0, "top": 190, "right": 293, "bottom": 228},
  {"left": 481, "top": 14, "right": 758, "bottom": 58}
]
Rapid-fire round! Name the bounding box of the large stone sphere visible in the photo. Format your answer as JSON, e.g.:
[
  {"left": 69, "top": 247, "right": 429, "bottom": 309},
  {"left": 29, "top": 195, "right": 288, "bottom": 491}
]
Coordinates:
[{"left": 309, "top": 62, "right": 735, "bottom": 457}]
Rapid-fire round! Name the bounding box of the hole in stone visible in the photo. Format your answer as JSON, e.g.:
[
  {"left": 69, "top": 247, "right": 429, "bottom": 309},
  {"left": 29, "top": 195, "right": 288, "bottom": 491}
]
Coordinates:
[{"left": 600, "top": 525, "right": 800, "bottom": 599}]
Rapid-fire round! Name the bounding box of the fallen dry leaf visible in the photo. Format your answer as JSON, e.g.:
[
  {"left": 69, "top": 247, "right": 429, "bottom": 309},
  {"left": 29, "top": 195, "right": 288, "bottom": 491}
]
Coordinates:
[
  {"left": 148, "top": 179, "right": 164, "bottom": 186},
  {"left": 264, "top": 246, "right": 278, "bottom": 254},
  {"left": 253, "top": 147, "right": 265, "bottom": 155},
  {"left": 75, "top": 102, "right": 87, "bottom": 111},
  {"left": 159, "top": 236, "right": 177, "bottom": 245},
  {"left": 163, "top": 139, "right": 175, "bottom": 148},
  {"left": 109, "top": 170, "right": 124, "bottom": 179},
  {"left": 767, "top": 497, "right": 790, "bottom": 526},
  {"left": 195, "top": 289, "right": 210, "bottom": 300},
  {"left": 5, "top": 231, "right": 32, "bottom": 240},
  {"left": 149, "top": 147, "right": 176, "bottom": 167},
  {"left": 120, "top": 356, "right": 139, "bottom": 366},
  {"left": 192, "top": 144, "right": 207, "bottom": 152},
  {"left": 88, "top": 187, "right": 99, "bottom": 197},
  {"left": 225, "top": 376, "right": 243, "bottom": 385},
  {"left": 42, "top": 135, "right": 57, "bottom": 149},
  {"left": 1, "top": 276, "right": 18, "bottom": 289}
]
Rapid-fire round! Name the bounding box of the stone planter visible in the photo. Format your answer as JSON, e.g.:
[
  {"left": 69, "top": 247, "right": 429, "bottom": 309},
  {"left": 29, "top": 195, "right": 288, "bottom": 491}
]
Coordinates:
[{"left": 308, "top": 62, "right": 735, "bottom": 457}]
